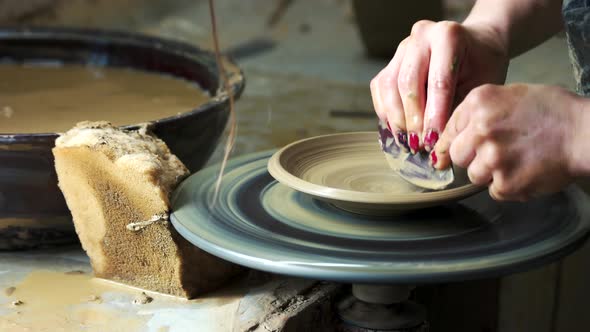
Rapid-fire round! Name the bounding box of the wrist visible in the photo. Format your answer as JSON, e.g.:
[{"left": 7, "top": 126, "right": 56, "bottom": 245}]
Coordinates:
[
  {"left": 462, "top": 16, "right": 511, "bottom": 59},
  {"left": 462, "top": 20, "right": 510, "bottom": 60},
  {"left": 566, "top": 93, "right": 590, "bottom": 177}
]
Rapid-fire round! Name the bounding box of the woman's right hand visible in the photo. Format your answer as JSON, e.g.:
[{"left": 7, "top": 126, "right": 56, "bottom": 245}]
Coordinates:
[{"left": 370, "top": 20, "right": 510, "bottom": 154}]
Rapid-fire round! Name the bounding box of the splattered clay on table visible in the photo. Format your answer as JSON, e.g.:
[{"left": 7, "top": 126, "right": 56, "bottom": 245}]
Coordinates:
[{"left": 0, "top": 270, "right": 143, "bottom": 331}]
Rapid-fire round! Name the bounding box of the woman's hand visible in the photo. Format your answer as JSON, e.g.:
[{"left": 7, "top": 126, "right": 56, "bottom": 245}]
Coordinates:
[
  {"left": 370, "top": 20, "right": 509, "bottom": 153},
  {"left": 433, "top": 84, "right": 581, "bottom": 201}
]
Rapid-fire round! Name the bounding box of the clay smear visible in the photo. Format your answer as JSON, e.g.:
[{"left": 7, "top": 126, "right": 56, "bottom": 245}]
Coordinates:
[{"left": 0, "top": 270, "right": 143, "bottom": 331}]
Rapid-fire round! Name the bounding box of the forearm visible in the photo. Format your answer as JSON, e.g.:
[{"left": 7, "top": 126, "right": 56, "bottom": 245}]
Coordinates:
[{"left": 463, "top": 0, "right": 563, "bottom": 58}]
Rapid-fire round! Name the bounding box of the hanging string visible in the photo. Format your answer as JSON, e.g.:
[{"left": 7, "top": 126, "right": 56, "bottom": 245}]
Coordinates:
[{"left": 208, "top": 0, "right": 237, "bottom": 206}]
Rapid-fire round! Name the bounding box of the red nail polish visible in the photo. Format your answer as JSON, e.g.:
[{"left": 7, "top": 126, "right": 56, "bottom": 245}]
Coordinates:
[
  {"left": 409, "top": 132, "right": 419, "bottom": 153},
  {"left": 424, "top": 129, "right": 439, "bottom": 151},
  {"left": 430, "top": 150, "right": 438, "bottom": 167},
  {"left": 387, "top": 121, "right": 392, "bottom": 132}
]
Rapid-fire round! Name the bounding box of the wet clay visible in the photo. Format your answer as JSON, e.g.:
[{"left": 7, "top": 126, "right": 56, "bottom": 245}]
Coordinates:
[
  {"left": 1, "top": 270, "right": 143, "bottom": 331},
  {"left": 302, "top": 151, "right": 422, "bottom": 194},
  {"left": 0, "top": 269, "right": 249, "bottom": 331},
  {"left": 270, "top": 132, "right": 425, "bottom": 195},
  {"left": 0, "top": 63, "right": 210, "bottom": 134}
]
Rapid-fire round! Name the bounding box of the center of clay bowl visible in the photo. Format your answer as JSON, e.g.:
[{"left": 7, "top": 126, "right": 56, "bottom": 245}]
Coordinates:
[{"left": 296, "top": 148, "right": 426, "bottom": 195}]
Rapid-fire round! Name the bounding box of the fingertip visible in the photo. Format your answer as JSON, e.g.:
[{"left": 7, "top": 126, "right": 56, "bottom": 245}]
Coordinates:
[
  {"left": 489, "top": 183, "right": 523, "bottom": 202},
  {"left": 448, "top": 129, "right": 479, "bottom": 169},
  {"left": 467, "top": 161, "right": 492, "bottom": 186},
  {"left": 408, "top": 131, "right": 421, "bottom": 154},
  {"left": 431, "top": 133, "right": 450, "bottom": 169},
  {"left": 489, "top": 186, "right": 509, "bottom": 202},
  {"left": 423, "top": 128, "right": 440, "bottom": 152},
  {"left": 403, "top": 95, "right": 424, "bottom": 136},
  {"left": 488, "top": 186, "right": 499, "bottom": 201},
  {"left": 429, "top": 150, "right": 438, "bottom": 168},
  {"left": 385, "top": 119, "right": 409, "bottom": 152},
  {"left": 385, "top": 107, "right": 408, "bottom": 150},
  {"left": 433, "top": 147, "right": 452, "bottom": 170},
  {"left": 434, "top": 159, "right": 452, "bottom": 170},
  {"left": 385, "top": 121, "right": 400, "bottom": 146}
]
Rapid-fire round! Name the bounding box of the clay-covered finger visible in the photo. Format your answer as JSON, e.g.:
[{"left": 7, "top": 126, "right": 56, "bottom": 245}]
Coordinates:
[
  {"left": 488, "top": 185, "right": 506, "bottom": 201},
  {"left": 466, "top": 154, "right": 492, "bottom": 186},
  {"left": 370, "top": 40, "right": 408, "bottom": 148},
  {"left": 397, "top": 36, "right": 430, "bottom": 153},
  {"left": 423, "top": 23, "right": 465, "bottom": 152},
  {"left": 448, "top": 126, "right": 482, "bottom": 169},
  {"left": 431, "top": 102, "right": 471, "bottom": 169},
  {"left": 381, "top": 74, "right": 408, "bottom": 149},
  {"left": 489, "top": 182, "right": 526, "bottom": 202},
  {"left": 488, "top": 168, "right": 529, "bottom": 201},
  {"left": 370, "top": 71, "right": 387, "bottom": 121}
]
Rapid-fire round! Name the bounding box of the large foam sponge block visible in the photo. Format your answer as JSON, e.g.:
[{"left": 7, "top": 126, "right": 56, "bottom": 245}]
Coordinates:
[{"left": 53, "top": 121, "right": 242, "bottom": 298}]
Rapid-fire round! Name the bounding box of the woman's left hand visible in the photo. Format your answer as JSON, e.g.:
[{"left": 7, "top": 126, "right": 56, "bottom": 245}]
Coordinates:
[{"left": 432, "top": 83, "right": 581, "bottom": 201}]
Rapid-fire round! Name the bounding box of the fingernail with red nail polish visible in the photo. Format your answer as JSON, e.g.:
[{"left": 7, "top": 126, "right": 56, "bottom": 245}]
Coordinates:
[
  {"left": 430, "top": 150, "right": 438, "bottom": 168},
  {"left": 424, "top": 129, "right": 439, "bottom": 151},
  {"left": 387, "top": 121, "right": 392, "bottom": 132},
  {"left": 397, "top": 131, "right": 409, "bottom": 151},
  {"left": 409, "top": 132, "right": 419, "bottom": 153}
]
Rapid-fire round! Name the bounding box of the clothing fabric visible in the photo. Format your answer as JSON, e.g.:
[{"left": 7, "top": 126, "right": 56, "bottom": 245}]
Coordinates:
[{"left": 563, "top": 0, "right": 590, "bottom": 95}]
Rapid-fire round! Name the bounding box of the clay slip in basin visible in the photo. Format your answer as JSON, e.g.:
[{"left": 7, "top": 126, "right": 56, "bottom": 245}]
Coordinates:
[
  {"left": 0, "top": 27, "right": 244, "bottom": 249},
  {"left": 268, "top": 132, "right": 483, "bottom": 214}
]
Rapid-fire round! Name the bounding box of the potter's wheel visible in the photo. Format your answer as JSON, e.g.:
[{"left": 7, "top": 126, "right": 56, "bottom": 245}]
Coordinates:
[{"left": 171, "top": 150, "right": 590, "bottom": 283}]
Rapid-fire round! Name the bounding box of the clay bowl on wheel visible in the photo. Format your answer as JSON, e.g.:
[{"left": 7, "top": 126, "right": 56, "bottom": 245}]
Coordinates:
[
  {"left": 0, "top": 27, "right": 245, "bottom": 250},
  {"left": 268, "top": 132, "right": 483, "bottom": 215}
]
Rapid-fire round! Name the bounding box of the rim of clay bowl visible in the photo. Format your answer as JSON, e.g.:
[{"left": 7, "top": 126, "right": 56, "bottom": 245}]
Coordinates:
[
  {"left": 0, "top": 26, "right": 244, "bottom": 138},
  {"left": 268, "top": 132, "right": 484, "bottom": 207}
]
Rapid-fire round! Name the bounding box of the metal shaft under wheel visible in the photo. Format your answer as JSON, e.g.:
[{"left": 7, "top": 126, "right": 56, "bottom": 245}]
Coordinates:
[{"left": 335, "top": 285, "right": 429, "bottom": 332}]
